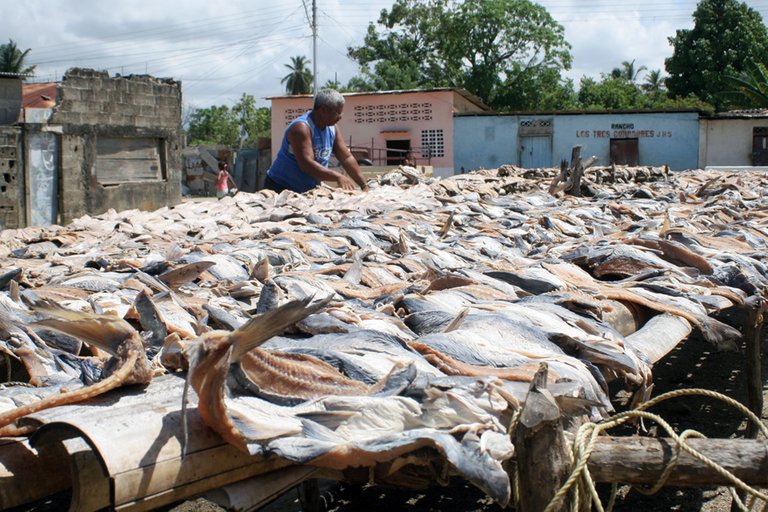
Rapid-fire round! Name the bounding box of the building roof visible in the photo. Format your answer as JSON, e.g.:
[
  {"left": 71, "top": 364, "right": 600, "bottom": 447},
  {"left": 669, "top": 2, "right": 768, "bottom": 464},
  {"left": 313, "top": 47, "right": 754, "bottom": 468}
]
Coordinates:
[
  {"left": 267, "top": 87, "right": 492, "bottom": 112},
  {"left": 456, "top": 107, "right": 703, "bottom": 117},
  {"left": 22, "top": 82, "right": 59, "bottom": 109},
  {"left": 704, "top": 108, "right": 768, "bottom": 119}
]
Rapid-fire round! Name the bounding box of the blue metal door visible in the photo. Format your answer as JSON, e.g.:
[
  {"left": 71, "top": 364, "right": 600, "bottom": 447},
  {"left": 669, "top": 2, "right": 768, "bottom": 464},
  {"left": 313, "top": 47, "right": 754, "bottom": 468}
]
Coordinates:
[{"left": 520, "top": 135, "right": 552, "bottom": 168}]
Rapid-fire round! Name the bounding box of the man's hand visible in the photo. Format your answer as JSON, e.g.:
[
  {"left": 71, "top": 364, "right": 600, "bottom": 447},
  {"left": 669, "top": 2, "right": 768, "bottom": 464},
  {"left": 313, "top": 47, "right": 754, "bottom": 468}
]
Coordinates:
[{"left": 336, "top": 174, "right": 357, "bottom": 190}]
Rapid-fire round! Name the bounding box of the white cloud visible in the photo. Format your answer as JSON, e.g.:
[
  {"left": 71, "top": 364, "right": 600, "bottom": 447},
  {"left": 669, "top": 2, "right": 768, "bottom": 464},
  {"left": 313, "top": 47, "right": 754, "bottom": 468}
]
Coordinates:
[{"left": 4, "top": 0, "right": 764, "bottom": 107}]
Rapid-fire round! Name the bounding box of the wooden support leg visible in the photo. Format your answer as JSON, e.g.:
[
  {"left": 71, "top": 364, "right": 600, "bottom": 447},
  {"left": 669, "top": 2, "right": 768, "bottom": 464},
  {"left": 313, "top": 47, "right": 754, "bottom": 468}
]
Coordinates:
[
  {"left": 744, "top": 299, "right": 765, "bottom": 440},
  {"left": 298, "top": 479, "right": 322, "bottom": 512},
  {"left": 514, "top": 363, "right": 571, "bottom": 512}
]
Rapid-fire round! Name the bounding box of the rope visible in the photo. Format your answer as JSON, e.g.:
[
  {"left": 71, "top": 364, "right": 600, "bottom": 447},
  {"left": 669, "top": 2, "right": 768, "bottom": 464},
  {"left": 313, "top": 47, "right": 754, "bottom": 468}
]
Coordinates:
[{"left": 542, "top": 388, "right": 768, "bottom": 512}]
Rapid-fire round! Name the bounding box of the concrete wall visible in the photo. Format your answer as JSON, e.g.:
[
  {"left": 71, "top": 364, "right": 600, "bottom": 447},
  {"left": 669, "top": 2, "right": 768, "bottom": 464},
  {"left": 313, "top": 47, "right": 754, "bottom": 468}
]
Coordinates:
[
  {"left": 0, "top": 127, "right": 23, "bottom": 229},
  {"left": 699, "top": 118, "right": 768, "bottom": 167},
  {"left": 49, "top": 68, "right": 182, "bottom": 223},
  {"left": 271, "top": 90, "right": 482, "bottom": 178},
  {"left": 455, "top": 111, "right": 701, "bottom": 172}
]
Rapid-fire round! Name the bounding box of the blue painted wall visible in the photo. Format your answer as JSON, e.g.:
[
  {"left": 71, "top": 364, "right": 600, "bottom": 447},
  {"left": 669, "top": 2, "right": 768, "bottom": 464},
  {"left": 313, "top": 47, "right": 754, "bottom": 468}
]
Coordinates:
[{"left": 455, "top": 111, "right": 701, "bottom": 172}]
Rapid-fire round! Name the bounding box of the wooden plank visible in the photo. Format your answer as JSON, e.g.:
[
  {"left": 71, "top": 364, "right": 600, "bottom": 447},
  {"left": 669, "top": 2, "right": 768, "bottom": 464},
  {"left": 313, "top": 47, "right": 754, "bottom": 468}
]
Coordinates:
[
  {"left": 588, "top": 437, "right": 768, "bottom": 486},
  {"left": 96, "top": 137, "right": 162, "bottom": 183},
  {"left": 25, "top": 374, "right": 299, "bottom": 511},
  {"left": 61, "top": 435, "right": 111, "bottom": 512},
  {"left": 202, "top": 467, "right": 319, "bottom": 511},
  {"left": 0, "top": 436, "right": 70, "bottom": 508}
]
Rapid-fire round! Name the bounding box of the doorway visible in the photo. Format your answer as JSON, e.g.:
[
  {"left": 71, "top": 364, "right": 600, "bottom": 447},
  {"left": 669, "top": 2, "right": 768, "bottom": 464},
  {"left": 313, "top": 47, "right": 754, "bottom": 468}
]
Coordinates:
[
  {"left": 386, "top": 139, "right": 410, "bottom": 165},
  {"left": 752, "top": 127, "right": 768, "bottom": 165},
  {"left": 610, "top": 138, "right": 639, "bottom": 166}
]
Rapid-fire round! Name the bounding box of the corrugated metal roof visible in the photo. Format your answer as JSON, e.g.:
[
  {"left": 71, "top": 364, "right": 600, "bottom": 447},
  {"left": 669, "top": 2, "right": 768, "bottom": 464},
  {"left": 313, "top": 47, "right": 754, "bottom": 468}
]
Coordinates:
[
  {"left": 22, "top": 82, "right": 59, "bottom": 109},
  {"left": 267, "top": 87, "right": 492, "bottom": 111},
  {"left": 0, "top": 71, "right": 30, "bottom": 78},
  {"left": 705, "top": 108, "right": 768, "bottom": 119}
]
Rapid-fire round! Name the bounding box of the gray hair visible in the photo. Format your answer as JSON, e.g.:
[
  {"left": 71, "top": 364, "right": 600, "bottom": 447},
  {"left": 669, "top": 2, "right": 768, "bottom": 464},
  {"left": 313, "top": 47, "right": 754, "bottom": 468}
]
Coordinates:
[{"left": 313, "top": 89, "right": 345, "bottom": 110}]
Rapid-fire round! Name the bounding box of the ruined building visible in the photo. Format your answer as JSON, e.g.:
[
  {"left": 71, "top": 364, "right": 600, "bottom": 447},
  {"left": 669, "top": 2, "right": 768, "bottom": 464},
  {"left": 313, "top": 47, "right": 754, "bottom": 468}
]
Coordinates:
[{"left": 0, "top": 68, "right": 182, "bottom": 229}]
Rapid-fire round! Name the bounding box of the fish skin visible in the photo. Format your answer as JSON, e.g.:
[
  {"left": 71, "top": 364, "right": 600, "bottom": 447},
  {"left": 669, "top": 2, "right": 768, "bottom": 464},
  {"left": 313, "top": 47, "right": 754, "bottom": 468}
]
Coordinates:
[
  {"left": 134, "top": 290, "right": 168, "bottom": 346},
  {"left": 0, "top": 305, "right": 153, "bottom": 435},
  {"left": 158, "top": 261, "right": 216, "bottom": 288}
]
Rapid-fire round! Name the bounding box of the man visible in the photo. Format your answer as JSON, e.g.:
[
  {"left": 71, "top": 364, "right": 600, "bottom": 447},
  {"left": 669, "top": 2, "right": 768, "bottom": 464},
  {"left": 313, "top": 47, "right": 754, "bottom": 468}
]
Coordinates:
[{"left": 264, "top": 89, "right": 369, "bottom": 193}]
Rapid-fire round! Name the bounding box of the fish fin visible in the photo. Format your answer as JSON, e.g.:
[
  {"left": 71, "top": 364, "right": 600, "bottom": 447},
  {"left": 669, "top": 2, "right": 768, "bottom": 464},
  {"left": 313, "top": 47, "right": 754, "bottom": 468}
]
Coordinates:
[
  {"left": 443, "top": 308, "right": 470, "bottom": 332},
  {"left": 300, "top": 417, "right": 345, "bottom": 442},
  {"left": 229, "top": 296, "right": 330, "bottom": 362},
  {"left": 370, "top": 362, "right": 417, "bottom": 397},
  {"left": 32, "top": 302, "right": 136, "bottom": 357},
  {"left": 296, "top": 411, "right": 356, "bottom": 431}
]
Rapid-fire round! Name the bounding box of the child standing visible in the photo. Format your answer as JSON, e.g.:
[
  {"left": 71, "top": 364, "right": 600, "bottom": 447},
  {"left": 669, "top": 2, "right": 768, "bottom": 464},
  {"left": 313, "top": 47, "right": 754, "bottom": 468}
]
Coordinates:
[{"left": 216, "top": 161, "right": 237, "bottom": 198}]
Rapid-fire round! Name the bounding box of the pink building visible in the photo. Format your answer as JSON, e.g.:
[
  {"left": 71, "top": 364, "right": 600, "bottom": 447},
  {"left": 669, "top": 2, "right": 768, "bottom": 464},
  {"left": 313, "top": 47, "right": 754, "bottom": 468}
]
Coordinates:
[{"left": 268, "top": 88, "right": 490, "bottom": 177}]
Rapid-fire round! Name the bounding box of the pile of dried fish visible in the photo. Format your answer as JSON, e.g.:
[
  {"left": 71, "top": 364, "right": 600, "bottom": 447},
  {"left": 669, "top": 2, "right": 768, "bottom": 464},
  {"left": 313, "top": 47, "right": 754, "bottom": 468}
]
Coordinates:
[{"left": 1, "top": 165, "right": 766, "bottom": 505}]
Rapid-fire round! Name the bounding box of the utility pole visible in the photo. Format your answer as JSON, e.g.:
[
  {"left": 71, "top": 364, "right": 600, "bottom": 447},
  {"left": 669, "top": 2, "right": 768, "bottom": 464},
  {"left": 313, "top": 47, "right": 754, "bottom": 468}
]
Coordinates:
[{"left": 312, "top": 0, "right": 318, "bottom": 95}]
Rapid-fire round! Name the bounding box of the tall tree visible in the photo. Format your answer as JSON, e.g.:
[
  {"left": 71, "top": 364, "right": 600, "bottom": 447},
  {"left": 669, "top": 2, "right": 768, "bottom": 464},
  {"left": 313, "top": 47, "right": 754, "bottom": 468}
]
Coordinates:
[
  {"left": 347, "top": 0, "right": 573, "bottom": 111},
  {"left": 281, "top": 56, "right": 313, "bottom": 95},
  {"left": 187, "top": 94, "right": 270, "bottom": 146},
  {"left": 0, "top": 39, "right": 36, "bottom": 75},
  {"left": 665, "top": 0, "right": 768, "bottom": 111}
]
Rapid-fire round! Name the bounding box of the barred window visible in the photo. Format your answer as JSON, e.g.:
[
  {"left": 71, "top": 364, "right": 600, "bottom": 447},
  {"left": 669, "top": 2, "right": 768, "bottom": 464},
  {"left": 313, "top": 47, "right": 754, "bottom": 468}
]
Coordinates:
[{"left": 421, "top": 129, "right": 444, "bottom": 158}]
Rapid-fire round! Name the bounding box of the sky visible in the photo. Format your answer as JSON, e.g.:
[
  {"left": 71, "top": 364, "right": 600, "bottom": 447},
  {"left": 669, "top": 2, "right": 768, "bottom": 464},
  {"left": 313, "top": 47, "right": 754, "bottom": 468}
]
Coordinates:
[{"left": 4, "top": 0, "right": 768, "bottom": 109}]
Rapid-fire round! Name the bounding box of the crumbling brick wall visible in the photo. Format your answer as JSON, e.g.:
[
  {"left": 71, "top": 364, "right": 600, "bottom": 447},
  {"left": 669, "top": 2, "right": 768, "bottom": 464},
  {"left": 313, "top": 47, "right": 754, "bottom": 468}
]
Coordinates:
[
  {"left": 0, "top": 127, "right": 22, "bottom": 230},
  {"left": 50, "top": 68, "right": 182, "bottom": 223}
]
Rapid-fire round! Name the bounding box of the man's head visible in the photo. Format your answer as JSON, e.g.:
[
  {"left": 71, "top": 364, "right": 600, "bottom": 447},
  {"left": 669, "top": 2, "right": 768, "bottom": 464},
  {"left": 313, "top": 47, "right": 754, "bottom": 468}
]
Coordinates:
[{"left": 313, "top": 89, "right": 345, "bottom": 126}]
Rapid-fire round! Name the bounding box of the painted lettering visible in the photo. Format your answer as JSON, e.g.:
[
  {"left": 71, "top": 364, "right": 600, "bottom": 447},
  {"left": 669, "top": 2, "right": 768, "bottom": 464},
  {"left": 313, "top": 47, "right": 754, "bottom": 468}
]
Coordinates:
[
  {"left": 611, "top": 123, "right": 634, "bottom": 129},
  {"left": 576, "top": 130, "right": 590, "bottom": 138}
]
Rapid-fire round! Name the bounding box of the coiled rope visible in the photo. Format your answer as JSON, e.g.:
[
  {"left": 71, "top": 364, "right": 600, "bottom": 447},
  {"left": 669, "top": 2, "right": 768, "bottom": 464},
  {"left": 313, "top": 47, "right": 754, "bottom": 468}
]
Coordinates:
[{"left": 542, "top": 388, "right": 768, "bottom": 512}]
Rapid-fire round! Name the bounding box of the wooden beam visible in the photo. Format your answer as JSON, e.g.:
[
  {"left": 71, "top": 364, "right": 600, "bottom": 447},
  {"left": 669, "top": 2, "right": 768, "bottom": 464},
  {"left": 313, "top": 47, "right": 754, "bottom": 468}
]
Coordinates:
[{"left": 587, "top": 437, "right": 768, "bottom": 486}]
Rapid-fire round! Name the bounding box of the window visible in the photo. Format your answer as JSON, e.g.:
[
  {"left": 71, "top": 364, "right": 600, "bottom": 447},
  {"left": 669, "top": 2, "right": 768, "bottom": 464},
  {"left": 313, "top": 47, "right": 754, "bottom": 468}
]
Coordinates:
[
  {"left": 353, "top": 102, "right": 433, "bottom": 123},
  {"left": 96, "top": 137, "right": 166, "bottom": 184},
  {"left": 421, "top": 129, "right": 444, "bottom": 158}
]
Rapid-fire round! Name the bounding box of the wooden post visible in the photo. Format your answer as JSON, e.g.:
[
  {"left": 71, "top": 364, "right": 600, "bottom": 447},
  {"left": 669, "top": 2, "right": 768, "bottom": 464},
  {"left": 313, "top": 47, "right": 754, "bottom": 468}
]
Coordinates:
[
  {"left": 744, "top": 298, "right": 765, "bottom": 439},
  {"left": 514, "top": 363, "right": 571, "bottom": 512},
  {"left": 564, "top": 145, "right": 583, "bottom": 196}
]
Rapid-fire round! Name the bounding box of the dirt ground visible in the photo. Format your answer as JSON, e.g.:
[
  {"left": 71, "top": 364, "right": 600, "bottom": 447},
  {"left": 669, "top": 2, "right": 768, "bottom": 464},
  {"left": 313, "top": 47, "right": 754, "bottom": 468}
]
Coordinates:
[{"left": 167, "top": 311, "right": 768, "bottom": 512}]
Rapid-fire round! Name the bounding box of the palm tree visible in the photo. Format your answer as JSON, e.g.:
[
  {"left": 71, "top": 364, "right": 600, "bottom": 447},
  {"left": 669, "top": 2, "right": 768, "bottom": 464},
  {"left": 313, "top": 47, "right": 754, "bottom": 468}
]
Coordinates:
[
  {"left": 642, "top": 69, "right": 666, "bottom": 94},
  {"left": 721, "top": 62, "right": 768, "bottom": 108},
  {"left": 0, "top": 39, "right": 36, "bottom": 75},
  {"left": 281, "top": 56, "right": 313, "bottom": 95},
  {"left": 611, "top": 59, "right": 647, "bottom": 84}
]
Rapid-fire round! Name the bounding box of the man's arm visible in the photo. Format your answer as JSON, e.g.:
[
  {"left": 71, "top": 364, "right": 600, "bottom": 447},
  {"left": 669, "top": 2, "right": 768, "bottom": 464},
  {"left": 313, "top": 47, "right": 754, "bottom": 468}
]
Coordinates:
[
  {"left": 333, "top": 127, "right": 368, "bottom": 191},
  {"left": 287, "top": 123, "right": 356, "bottom": 188}
]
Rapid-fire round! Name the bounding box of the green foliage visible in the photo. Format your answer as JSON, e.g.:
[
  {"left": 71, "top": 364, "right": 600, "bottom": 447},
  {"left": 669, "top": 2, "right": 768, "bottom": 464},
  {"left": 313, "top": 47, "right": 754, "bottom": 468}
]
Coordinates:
[
  {"left": 720, "top": 62, "right": 768, "bottom": 108},
  {"left": 281, "top": 55, "right": 313, "bottom": 95},
  {"left": 346, "top": 0, "right": 573, "bottom": 110},
  {"left": 665, "top": 0, "right": 768, "bottom": 111},
  {"left": 577, "top": 76, "right": 646, "bottom": 110},
  {"left": 186, "top": 94, "right": 270, "bottom": 146},
  {"left": 0, "top": 39, "right": 36, "bottom": 75}
]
